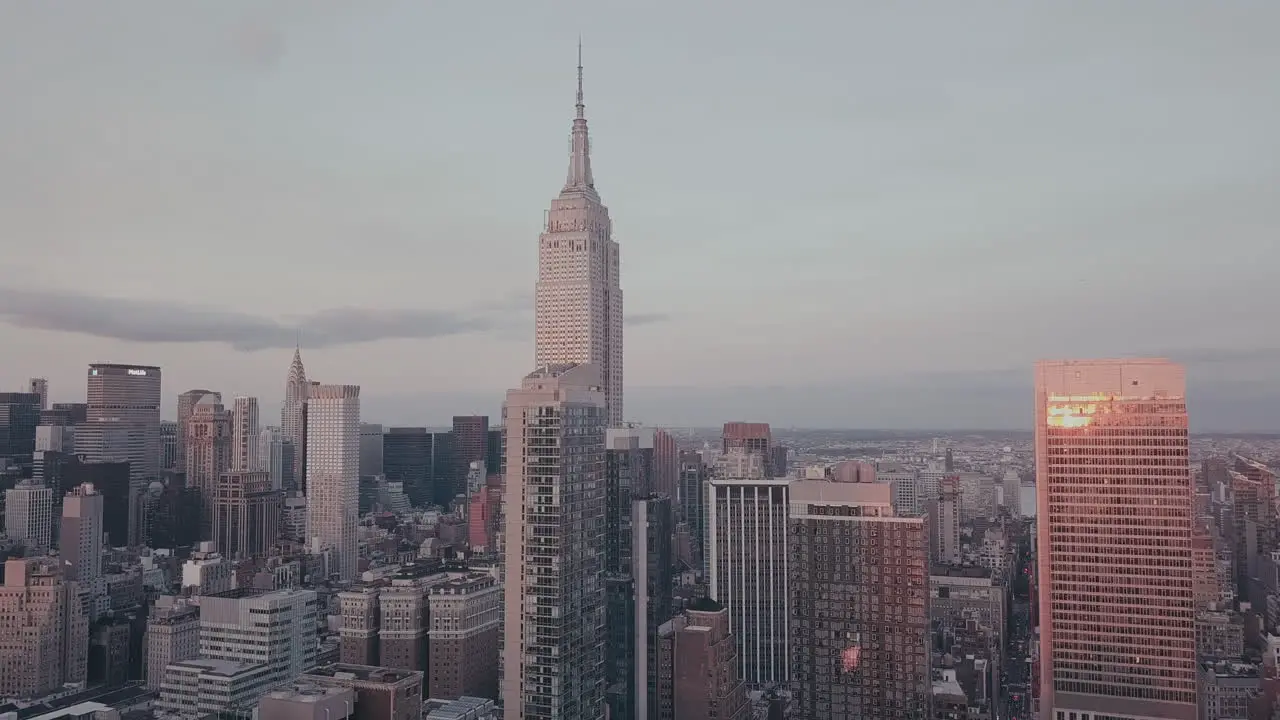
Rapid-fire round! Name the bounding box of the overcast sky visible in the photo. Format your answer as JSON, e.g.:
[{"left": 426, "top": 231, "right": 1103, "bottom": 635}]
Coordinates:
[{"left": 2, "top": 1, "right": 1278, "bottom": 430}]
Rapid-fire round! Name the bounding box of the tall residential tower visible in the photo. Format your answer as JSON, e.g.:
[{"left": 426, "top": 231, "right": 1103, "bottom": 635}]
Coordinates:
[
  {"left": 230, "top": 396, "right": 260, "bottom": 472},
  {"left": 1035, "top": 359, "right": 1196, "bottom": 720},
  {"left": 501, "top": 363, "right": 608, "bottom": 720},
  {"left": 534, "top": 49, "right": 624, "bottom": 426}
]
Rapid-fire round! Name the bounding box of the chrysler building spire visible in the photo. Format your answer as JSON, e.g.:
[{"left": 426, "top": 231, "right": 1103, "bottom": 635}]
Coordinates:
[{"left": 564, "top": 41, "right": 595, "bottom": 194}]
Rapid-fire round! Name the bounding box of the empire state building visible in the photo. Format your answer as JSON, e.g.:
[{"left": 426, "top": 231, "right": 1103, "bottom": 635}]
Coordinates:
[{"left": 534, "top": 49, "right": 624, "bottom": 426}]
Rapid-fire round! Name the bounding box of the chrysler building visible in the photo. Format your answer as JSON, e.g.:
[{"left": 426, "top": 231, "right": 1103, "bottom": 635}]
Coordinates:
[{"left": 534, "top": 47, "right": 624, "bottom": 425}]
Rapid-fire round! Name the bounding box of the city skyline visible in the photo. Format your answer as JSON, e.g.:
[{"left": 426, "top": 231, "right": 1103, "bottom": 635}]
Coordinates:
[{"left": 1, "top": 2, "right": 1278, "bottom": 430}]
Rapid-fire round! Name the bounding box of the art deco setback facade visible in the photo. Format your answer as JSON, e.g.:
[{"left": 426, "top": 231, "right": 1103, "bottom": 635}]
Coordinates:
[
  {"left": 1035, "top": 359, "right": 1197, "bottom": 720},
  {"left": 788, "top": 480, "right": 930, "bottom": 720},
  {"left": 0, "top": 557, "right": 89, "bottom": 698},
  {"left": 533, "top": 57, "right": 624, "bottom": 426},
  {"left": 281, "top": 347, "right": 309, "bottom": 491}
]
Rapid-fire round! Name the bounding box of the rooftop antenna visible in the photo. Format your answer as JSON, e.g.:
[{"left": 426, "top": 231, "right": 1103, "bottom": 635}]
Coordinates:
[{"left": 576, "top": 36, "right": 584, "bottom": 119}]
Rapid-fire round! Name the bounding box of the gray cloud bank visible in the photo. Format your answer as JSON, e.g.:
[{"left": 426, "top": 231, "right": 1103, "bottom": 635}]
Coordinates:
[
  {"left": 0, "top": 287, "right": 500, "bottom": 351},
  {"left": 0, "top": 287, "right": 671, "bottom": 351}
]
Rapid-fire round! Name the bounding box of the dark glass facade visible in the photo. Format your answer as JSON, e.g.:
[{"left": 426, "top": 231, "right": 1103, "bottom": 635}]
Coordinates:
[
  {"left": 431, "top": 431, "right": 455, "bottom": 508},
  {"left": 383, "top": 428, "right": 434, "bottom": 507},
  {"left": 0, "top": 392, "right": 42, "bottom": 475},
  {"left": 452, "top": 416, "right": 489, "bottom": 505},
  {"left": 604, "top": 441, "right": 674, "bottom": 720}
]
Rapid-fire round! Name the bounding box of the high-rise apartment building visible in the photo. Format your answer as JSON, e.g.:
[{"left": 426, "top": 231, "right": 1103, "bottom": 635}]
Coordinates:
[
  {"left": 4, "top": 479, "right": 54, "bottom": 552},
  {"left": 788, "top": 480, "right": 930, "bottom": 719},
  {"left": 501, "top": 363, "right": 608, "bottom": 720},
  {"left": 185, "top": 393, "right": 231, "bottom": 536},
  {"left": 0, "top": 558, "right": 89, "bottom": 698},
  {"left": 306, "top": 384, "right": 360, "bottom": 582},
  {"left": 60, "top": 483, "right": 104, "bottom": 590},
  {"left": 84, "top": 363, "right": 161, "bottom": 545},
  {"left": 211, "top": 470, "right": 281, "bottom": 560},
  {"left": 706, "top": 452, "right": 790, "bottom": 686},
  {"left": 533, "top": 54, "right": 624, "bottom": 427},
  {"left": 231, "top": 396, "right": 260, "bottom": 472},
  {"left": 281, "top": 347, "right": 309, "bottom": 492},
  {"left": 176, "top": 389, "right": 218, "bottom": 475},
  {"left": 655, "top": 599, "right": 748, "bottom": 720},
  {"left": 1035, "top": 359, "right": 1196, "bottom": 720}
]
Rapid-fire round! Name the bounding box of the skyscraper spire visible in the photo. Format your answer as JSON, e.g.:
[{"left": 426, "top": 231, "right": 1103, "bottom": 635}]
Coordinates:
[
  {"left": 576, "top": 37, "right": 585, "bottom": 120},
  {"left": 564, "top": 40, "right": 595, "bottom": 193},
  {"left": 537, "top": 44, "right": 623, "bottom": 427}
]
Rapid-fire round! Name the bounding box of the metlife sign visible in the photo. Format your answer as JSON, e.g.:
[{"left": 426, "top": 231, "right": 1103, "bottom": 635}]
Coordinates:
[{"left": 127, "top": 369, "right": 148, "bottom": 376}]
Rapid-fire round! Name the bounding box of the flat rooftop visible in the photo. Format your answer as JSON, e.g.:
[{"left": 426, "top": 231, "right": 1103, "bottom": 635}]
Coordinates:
[
  {"left": 172, "top": 658, "right": 262, "bottom": 677},
  {"left": 431, "top": 572, "right": 496, "bottom": 593},
  {"left": 305, "top": 663, "right": 420, "bottom": 684},
  {"left": 931, "top": 565, "right": 994, "bottom": 579},
  {"left": 205, "top": 586, "right": 270, "bottom": 600},
  {"left": 790, "top": 479, "right": 892, "bottom": 506}
]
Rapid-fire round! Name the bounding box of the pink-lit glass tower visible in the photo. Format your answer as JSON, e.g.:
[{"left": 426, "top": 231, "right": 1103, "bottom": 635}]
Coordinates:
[
  {"left": 1035, "top": 359, "right": 1196, "bottom": 720},
  {"left": 534, "top": 45, "right": 624, "bottom": 426}
]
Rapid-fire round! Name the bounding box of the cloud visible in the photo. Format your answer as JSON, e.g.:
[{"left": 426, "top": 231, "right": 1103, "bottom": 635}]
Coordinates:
[
  {"left": 0, "top": 287, "right": 503, "bottom": 351},
  {"left": 230, "top": 18, "right": 287, "bottom": 71},
  {"left": 625, "top": 312, "right": 672, "bottom": 326}
]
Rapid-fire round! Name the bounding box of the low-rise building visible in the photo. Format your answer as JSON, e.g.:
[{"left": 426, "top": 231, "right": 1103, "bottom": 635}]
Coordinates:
[
  {"left": 298, "top": 663, "right": 423, "bottom": 720},
  {"left": 1199, "top": 661, "right": 1260, "bottom": 720},
  {"left": 1197, "top": 611, "right": 1245, "bottom": 660},
  {"left": 158, "top": 658, "right": 275, "bottom": 717}
]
